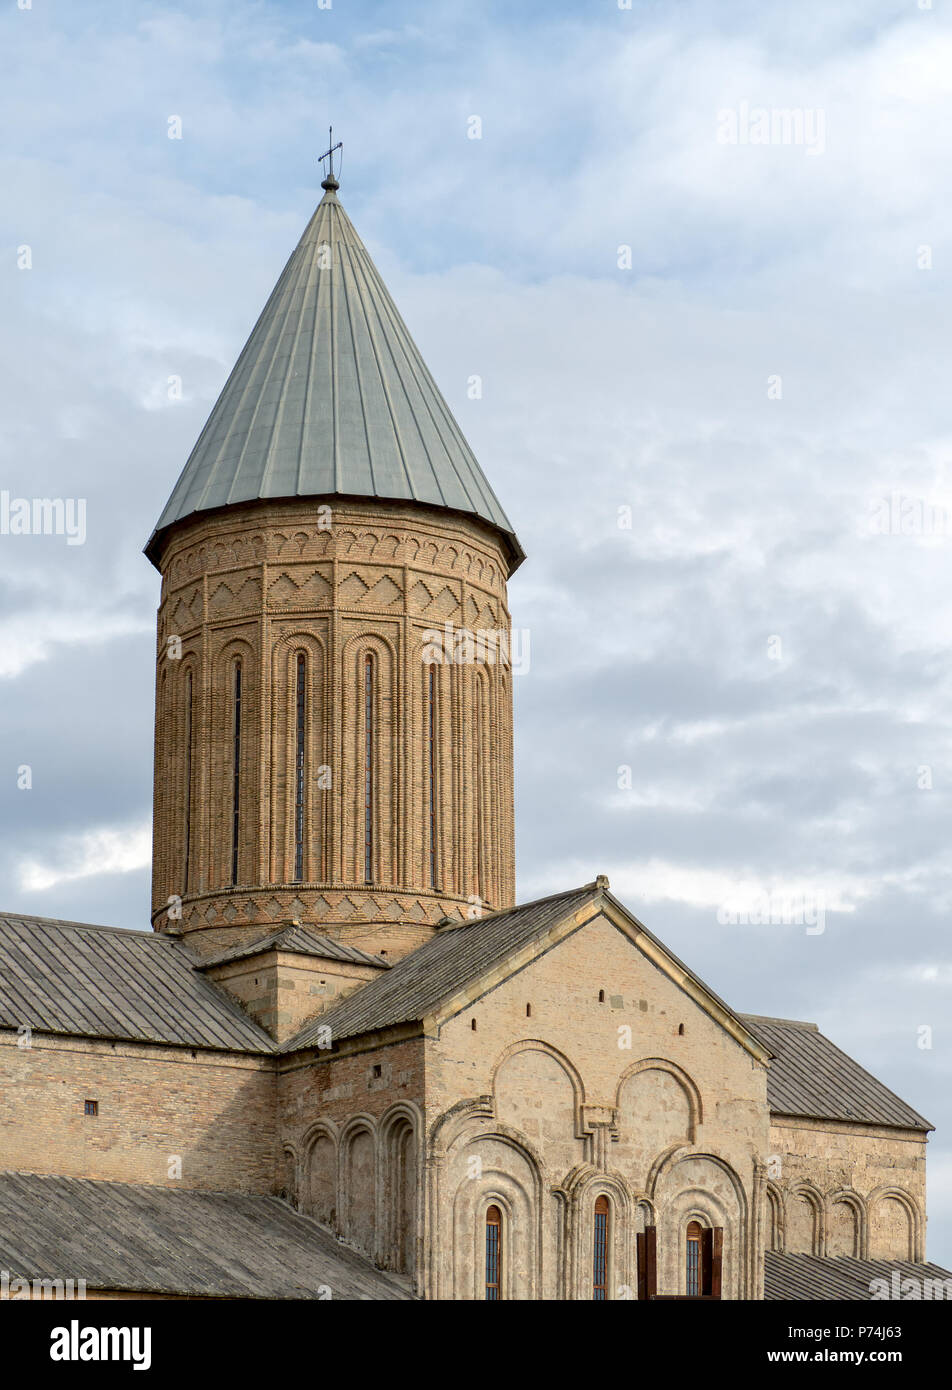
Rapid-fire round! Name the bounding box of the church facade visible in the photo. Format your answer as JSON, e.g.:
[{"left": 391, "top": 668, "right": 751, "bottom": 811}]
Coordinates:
[{"left": 0, "top": 167, "right": 947, "bottom": 1301}]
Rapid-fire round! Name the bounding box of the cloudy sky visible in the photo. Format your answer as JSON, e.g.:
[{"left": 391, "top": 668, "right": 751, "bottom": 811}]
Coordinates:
[{"left": 3, "top": 0, "right": 952, "bottom": 1264}]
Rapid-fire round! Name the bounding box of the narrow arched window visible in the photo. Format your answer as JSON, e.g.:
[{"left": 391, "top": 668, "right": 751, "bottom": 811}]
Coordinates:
[
  {"left": 485, "top": 1205, "right": 502, "bottom": 1300},
  {"left": 294, "top": 653, "right": 306, "bottom": 882},
  {"left": 427, "top": 665, "right": 438, "bottom": 887},
  {"left": 231, "top": 660, "right": 242, "bottom": 886},
  {"left": 183, "top": 669, "right": 193, "bottom": 893},
  {"left": 364, "top": 653, "right": 375, "bottom": 884},
  {"left": 474, "top": 678, "right": 486, "bottom": 903},
  {"left": 686, "top": 1220, "right": 702, "bottom": 1296},
  {"left": 593, "top": 1195, "right": 610, "bottom": 1300}
]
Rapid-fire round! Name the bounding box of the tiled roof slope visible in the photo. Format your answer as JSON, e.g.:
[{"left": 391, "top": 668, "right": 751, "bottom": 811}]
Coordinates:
[
  {"left": 765, "top": 1251, "right": 952, "bottom": 1300},
  {"left": 0, "top": 1172, "right": 412, "bottom": 1300},
  {"left": 284, "top": 885, "right": 597, "bottom": 1051},
  {"left": 146, "top": 185, "right": 522, "bottom": 572},
  {"left": 741, "top": 1015, "right": 931, "bottom": 1131},
  {"left": 198, "top": 923, "right": 390, "bottom": 970},
  {"left": 0, "top": 912, "right": 274, "bottom": 1053},
  {"left": 284, "top": 882, "right": 767, "bottom": 1055}
]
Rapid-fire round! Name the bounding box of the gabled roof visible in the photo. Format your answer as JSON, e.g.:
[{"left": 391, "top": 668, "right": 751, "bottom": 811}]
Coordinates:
[
  {"left": 0, "top": 1172, "right": 412, "bottom": 1300},
  {"left": 282, "top": 881, "right": 770, "bottom": 1057},
  {"left": 0, "top": 912, "right": 274, "bottom": 1054},
  {"left": 197, "top": 922, "right": 390, "bottom": 971},
  {"left": 283, "top": 885, "right": 595, "bottom": 1051},
  {"left": 741, "top": 1014, "right": 932, "bottom": 1131},
  {"left": 765, "top": 1251, "right": 952, "bottom": 1300},
  {"left": 145, "top": 182, "right": 522, "bottom": 572}
]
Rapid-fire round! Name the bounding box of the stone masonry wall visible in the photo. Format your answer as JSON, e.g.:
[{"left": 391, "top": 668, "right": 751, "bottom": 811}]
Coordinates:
[
  {"left": 0, "top": 1031, "right": 276, "bottom": 1194},
  {"left": 277, "top": 1035, "right": 425, "bottom": 1290},
  {"left": 422, "top": 910, "right": 771, "bottom": 1300},
  {"left": 204, "top": 950, "right": 384, "bottom": 1043},
  {"left": 767, "top": 1116, "right": 927, "bottom": 1261}
]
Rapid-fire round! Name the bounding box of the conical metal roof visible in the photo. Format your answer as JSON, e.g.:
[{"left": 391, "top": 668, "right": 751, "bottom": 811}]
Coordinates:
[{"left": 146, "top": 182, "right": 523, "bottom": 571}]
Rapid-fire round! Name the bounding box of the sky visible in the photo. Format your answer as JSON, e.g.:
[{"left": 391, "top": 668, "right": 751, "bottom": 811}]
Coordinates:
[{"left": 2, "top": 0, "right": 952, "bottom": 1267}]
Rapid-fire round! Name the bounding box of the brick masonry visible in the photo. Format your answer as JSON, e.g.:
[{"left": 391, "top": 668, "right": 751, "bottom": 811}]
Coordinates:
[
  {"left": 0, "top": 487, "right": 934, "bottom": 1301},
  {"left": 149, "top": 496, "right": 516, "bottom": 960},
  {"left": 0, "top": 1033, "right": 275, "bottom": 1193}
]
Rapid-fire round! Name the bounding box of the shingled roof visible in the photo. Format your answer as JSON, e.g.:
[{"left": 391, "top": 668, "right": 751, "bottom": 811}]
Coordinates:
[
  {"left": 741, "top": 1015, "right": 931, "bottom": 1131},
  {"left": 765, "top": 1251, "right": 952, "bottom": 1300},
  {"left": 284, "top": 885, "right": 597, "bottom": 1051},
  {"left": 0, "top": 1172, "right": 412, "bottom": 1300},
  {"left": 0, "top": 904, "right": 931, "bottom": 1138},
  {"left": 282, "top": 882, "right": 772, "bottom": 1056},
  {"left": 0, "top": 912, "right": 274, "bottom": 1053},
  {"left": 145, "top": 181, "right": 522, "bottom": 572}
]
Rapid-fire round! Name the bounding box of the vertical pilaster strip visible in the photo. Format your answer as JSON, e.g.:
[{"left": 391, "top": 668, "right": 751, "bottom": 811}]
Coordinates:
[
  {"left": 400, "top": 558, "right": 411, "bottom": 890},
  {"left": 751, "top": 1159, "right": 766, "bottom": 1299},
  {"left": 198, "top": 563, "right": 210, "bottom": 899},
  {"left": 330, "top": 552, "right": 342, "bottom": 883},
  {"left": 258, "top": 556, "right": 269, "bottom": 892},
  {"left": 425, "top": 1150, "right": 443, "bottom": 1301},
  {"left": 458, "top": 573, "right": 468, "bottom": 901}
]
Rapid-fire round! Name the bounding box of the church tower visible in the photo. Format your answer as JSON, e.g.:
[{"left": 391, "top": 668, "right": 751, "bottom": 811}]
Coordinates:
[{"left": 146, "top": 162, "right": 523, "bottom": 960}]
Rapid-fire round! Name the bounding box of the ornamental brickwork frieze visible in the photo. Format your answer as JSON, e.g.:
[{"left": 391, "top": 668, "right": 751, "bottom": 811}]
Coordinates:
[{"left": 151, "top": 499, "right": 516, "bottom": 960}]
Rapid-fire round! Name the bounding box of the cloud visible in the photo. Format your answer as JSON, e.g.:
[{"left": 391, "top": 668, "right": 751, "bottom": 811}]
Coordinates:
[
  {"left": 18, "top": 822, "right": 152, "bottom": 894},
  {"left": 0, "top": 607, "right": 151, "bottom": 680},
  {"left": 2, "top": 0, "right": 952, "bottom": 1264},
  {"left": 522, "top": 856, "right": 871, "bottom": 917}
]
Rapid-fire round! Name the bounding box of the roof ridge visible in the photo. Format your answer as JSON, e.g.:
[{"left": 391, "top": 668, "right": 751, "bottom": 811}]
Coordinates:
[
  {"left": 279, "top": 880, "right": 704, "bottom": 1054},
  {"left": 443, "top": 881, "right": 597, "bottom": 930},
  {"left": 197, "top": 922, "right": 390, "bottom": 970},
  {"left": 281, "top": 888, "right": 594, "bottom": 1051},
  {"left": 740, "top": 1012, "right": 819, "bottom": 1031},
  {"left": 0, "top": 912, "right": 162, "bottom": 942}
]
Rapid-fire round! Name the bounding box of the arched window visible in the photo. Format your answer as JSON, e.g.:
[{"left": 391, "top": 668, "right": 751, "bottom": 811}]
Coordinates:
[
  {"left": 686, "top": 1219, "right": 702, "bottom": 1296},
  {"left": 474, "top": 677, "right": 486, "bottom": 903},
  {"left": 363, "top": 654, "right": 375, "bottom": 884},
  {"left": 593, "top": 1195, "right": 610, "bottom": 1300},
  {"left": 183, "top": 668, "right": 193, "bottom": 893},
  {"left": 427, "top": 665, "right": 438, "bottom": 887},
  {"left": 685, "top": 1221, "right": 723, "bottom": 1297},
  {"left": 485, "top": 1205, "right": 502, "bottom": 1300},
  {"left": 231, "top": 660, "right": 242, "bottom": 886},
  {"left": 294, "top": 653, "right": 306, "bottom": 882}
]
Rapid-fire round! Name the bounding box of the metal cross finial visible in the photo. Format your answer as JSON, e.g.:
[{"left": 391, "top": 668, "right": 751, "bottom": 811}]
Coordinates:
[{"left": 319, "top": 126, "right": 343, "bottom": 189}]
